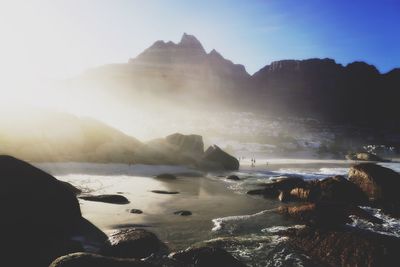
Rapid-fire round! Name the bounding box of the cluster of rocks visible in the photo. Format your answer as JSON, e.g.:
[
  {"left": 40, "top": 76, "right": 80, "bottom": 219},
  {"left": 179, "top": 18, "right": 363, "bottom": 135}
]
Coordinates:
[
  {"left": 0, "top": 155, "right": 244, "bottom": 267},
  {"left": 247, "top": 162, "right": 400, "bottom": 266},
  {"left": 144, "top": 133, "right": 239, "bottom": 171}
]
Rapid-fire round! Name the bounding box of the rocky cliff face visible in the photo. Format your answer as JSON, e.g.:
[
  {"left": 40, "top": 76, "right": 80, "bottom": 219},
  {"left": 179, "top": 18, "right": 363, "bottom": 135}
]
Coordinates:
[
  {"left": 77, "top": 34, "right": 400, "bottom": 128},
  {"left": 252, "top": 58, "right": 400, "bottom": 127}
]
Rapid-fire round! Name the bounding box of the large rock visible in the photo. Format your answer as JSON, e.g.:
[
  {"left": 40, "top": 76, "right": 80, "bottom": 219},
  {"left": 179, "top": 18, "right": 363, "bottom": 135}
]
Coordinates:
[
  {"left": 0, "top": 155, "right": 86, "bottom": 266},
  {"left": 277, "top": 202, "right": 382, "bottom": 227},
  {"left": 165, "top": 133, "right": 204, "bottom": 158},
  {"left": 101, "top": 229, "right": 167, "bottom": 259},
  {"left": 198, "top": 145, "right": 239, "bottom": 171},
  {"left": 170, "top": 246, "right": 246, "bottom": 267},
  {"left": 281, "top": 227, "right": 400, "bottom": 267},
  {"left": 348, "top": 163, "right": 400, "bottom": 215},
  {"left": 49, "top": 253, "right": 156, "bottom": 267},
  {"left": 309, "top": 175, "right": 368, "bottom": 205}
]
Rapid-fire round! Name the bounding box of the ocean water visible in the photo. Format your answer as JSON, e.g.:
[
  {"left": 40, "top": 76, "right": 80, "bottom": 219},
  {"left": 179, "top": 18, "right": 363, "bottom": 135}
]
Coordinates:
[
  {"left": 37, "top": 160, "right": 400, "bottom": 267},
  {"left": 208, "top": 159, "right": 400, "bottom": 266}
]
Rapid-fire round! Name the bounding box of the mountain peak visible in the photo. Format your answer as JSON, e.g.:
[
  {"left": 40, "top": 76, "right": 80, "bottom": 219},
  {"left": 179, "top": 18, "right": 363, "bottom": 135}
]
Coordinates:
[{"left": 179, "top": 33, "right": 205, "bottom": 52}]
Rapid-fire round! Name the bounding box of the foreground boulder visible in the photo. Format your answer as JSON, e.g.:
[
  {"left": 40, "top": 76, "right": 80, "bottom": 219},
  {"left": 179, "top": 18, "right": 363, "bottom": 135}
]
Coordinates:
[
  {"left": 0, "top": 155, "right": 88, "bottom": 266},
  {"left": 280, "top": 226, "right": 400, "bottom": 267},
  {"left": 198, "top": 145, "right": 239, "bottom": 171},
  {"left": 101, "top": 229, "right": 167, "bottom": 259},
  {"left": 349, "top": 163, "right": 400, "bottom": 215},
  {"left": 50, "top": 253, "right": 156, "bottom": 267},
  {"left": 170, "top": 246, "right": 246, "bottom": 267}
]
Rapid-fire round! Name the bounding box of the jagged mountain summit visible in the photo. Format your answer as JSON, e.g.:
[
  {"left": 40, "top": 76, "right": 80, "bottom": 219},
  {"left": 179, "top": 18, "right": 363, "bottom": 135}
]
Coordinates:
[{"left": 74, "top": 33, "right": 400, "bottom": 128}]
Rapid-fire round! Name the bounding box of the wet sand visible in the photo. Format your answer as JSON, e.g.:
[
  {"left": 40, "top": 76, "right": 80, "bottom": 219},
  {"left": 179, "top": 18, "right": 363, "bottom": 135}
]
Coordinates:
[{"left": 37, "top": 162, "right": 286, "bottom": 250}]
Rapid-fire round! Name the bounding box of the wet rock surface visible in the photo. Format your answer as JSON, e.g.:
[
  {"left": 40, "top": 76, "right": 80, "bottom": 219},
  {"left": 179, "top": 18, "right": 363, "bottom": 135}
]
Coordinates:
[
  {"left": 101, "top": 229, "right": 167, "bottom": 259},
  {"left": 280, "top": 226, "right": 400, "bottom": 267},
  {"left": 79, "top": 194, "right": 130, "bottom": 204}
]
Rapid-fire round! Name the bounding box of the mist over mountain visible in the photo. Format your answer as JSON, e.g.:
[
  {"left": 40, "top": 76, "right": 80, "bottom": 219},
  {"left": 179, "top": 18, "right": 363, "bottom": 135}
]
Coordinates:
[{"left": 74, "top": 33, "right": 400, "bottom": 130}]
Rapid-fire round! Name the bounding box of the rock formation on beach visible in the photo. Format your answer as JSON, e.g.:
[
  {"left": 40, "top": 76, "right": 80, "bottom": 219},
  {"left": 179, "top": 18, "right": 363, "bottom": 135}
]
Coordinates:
[
  {"left": 0, "top": 155, "right": 245, "bottom": 267},
  {"left": 245, "top": 162, "right": 400, "bottom": 267}
]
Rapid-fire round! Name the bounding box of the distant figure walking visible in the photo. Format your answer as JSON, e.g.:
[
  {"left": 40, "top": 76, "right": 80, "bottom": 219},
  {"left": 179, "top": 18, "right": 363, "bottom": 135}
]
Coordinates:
[{"left": 251, "top": 158, "right": 256, "bottom": 167}]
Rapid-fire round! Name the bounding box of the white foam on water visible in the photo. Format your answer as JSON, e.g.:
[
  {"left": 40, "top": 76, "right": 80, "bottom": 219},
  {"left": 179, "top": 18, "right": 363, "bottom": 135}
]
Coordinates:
[
  {"left": 212, "top": 209, "right": 273, "bottom": 233},
  {"left": 348, "top": 206, "right": 400, "bottom": 237}
]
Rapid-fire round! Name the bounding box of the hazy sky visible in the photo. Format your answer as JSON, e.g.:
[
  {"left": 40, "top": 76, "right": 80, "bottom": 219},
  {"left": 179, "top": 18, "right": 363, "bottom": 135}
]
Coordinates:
[{"left": 0, "top": 0, "right": 399, "bottom": 84}]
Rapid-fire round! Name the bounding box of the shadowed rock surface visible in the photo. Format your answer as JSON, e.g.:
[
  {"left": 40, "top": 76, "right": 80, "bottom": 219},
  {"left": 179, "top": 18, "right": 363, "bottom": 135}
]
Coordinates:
[
  {"left": 79, "top": 194, "right": 130, "bottom": 204},
  {"left": 349, "top": 163, "right": 400, "bottom": 216},
  {"left": 280, "top": 226, "right": 400, "bottom": 267},
  {"left": 199, "top": 145, "right": 239, "bottom": 170},
  {"left": 0, "top": 155, "right": 106, "bottom": 267},
  {"left": 101, "top": 229, "right": 167, "bottom": 259}
]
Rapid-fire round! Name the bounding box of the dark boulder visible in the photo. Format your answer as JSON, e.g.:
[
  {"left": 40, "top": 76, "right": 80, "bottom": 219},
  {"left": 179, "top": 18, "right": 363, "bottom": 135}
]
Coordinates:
[
  {"left": 248, "top": 177, "right": 306, "bottom": 200},
  {"left": 198, "top": 145, "right": 239, "bottom": 171},
  {"left": 348, "top": 163, "right": 400, "bottom": 215},
  {"left": 174, "top": 210, "right": 192, "bottom": 216},
  {"left": 280, "top": 227, "right": 400, "bottom": 267},
  {"left": 170, "top": 246, "right": 246, "bottom": 267},
  {"left": 79, "top": 194, "right": 130, "bottom": 204},
  {"left": 226, "top": 175, "right": 240, "bottom": 181},
  {"left": 151, "top": 190, "right": 179, "bottom": 194},
  {"left": 49, "top": 253, "right": 156, "bottom": 267},
  {"left": 310, "top": 175, "right": 368, "bottom": 204},
  {"left": 130, "top": 209, "right": 143, "bottom": 214},
  {"left": 277, "top": 203, "right": 351, "bottom": 227},
  {"left": 0, "top": 155, "right": 84, "bottom": 267},
  {"left": 155, "top": 173, "right": 177, "bottom": 180},
  {"left": 101, "top": 229, "right": 167, "bottom": 259}
]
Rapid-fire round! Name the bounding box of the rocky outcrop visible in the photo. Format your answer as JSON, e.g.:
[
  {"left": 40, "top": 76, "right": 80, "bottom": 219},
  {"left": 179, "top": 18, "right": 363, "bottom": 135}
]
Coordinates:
[
  {"left": 170, "top": 246, "right": 247, "bottom": 267},
  {"left": 0, "top": 155, "right": 107, "bottom": 267},
  {"left": 346, "top": 152, "right": 386, "bottom": 162},
  {"left": 165, "top": 133, "right": 204, "bottom": 158},
  {"left": 280, "top": 227, "right": 400, "bottom": 267},
  {"left": 248, "top": 175, "right": 368, "bottom": 206},
  {"left": 349, "top": 163, "right": 400, "bottom": 216},
  {"left": 101, "top": 229, "right": 167, "bottom": 259},
  {"left": 198, "top": 145, "right": 239, "bottom": 171},
  {"left": 49, "top": 253, "right": 156, "bottom": 267}
]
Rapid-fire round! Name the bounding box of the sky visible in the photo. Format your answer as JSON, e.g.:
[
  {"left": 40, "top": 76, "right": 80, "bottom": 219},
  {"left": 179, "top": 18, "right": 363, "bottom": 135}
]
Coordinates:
[{"left": 0, "top": 0, "right": 399, "bottom": 85}]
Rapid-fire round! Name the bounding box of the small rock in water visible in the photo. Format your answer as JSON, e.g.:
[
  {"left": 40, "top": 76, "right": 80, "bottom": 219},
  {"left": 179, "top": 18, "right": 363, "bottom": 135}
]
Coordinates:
[
  {"left": 174, "top": 210, "right": 192, "bottom": 216},
  {"left": 79, "top": 194, "right": 130, "bottom": 204},
  {"left": 226, "top": 175, "right": 240, "bottom": 181},
  {"left": 151, "top": 190, "right": 179, "bottom": 194},
  {"left": 155, "top": 173, "right": 177, "bottom": 180},
  {"left": 130, "top": 209, "right": 143, "bottom": 214}
]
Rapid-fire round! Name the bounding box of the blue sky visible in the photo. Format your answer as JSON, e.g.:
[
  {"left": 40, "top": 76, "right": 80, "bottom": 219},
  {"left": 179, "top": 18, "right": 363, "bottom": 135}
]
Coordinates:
[{"left": 0, "top": 0, "right": 399, "bottom": 80}]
